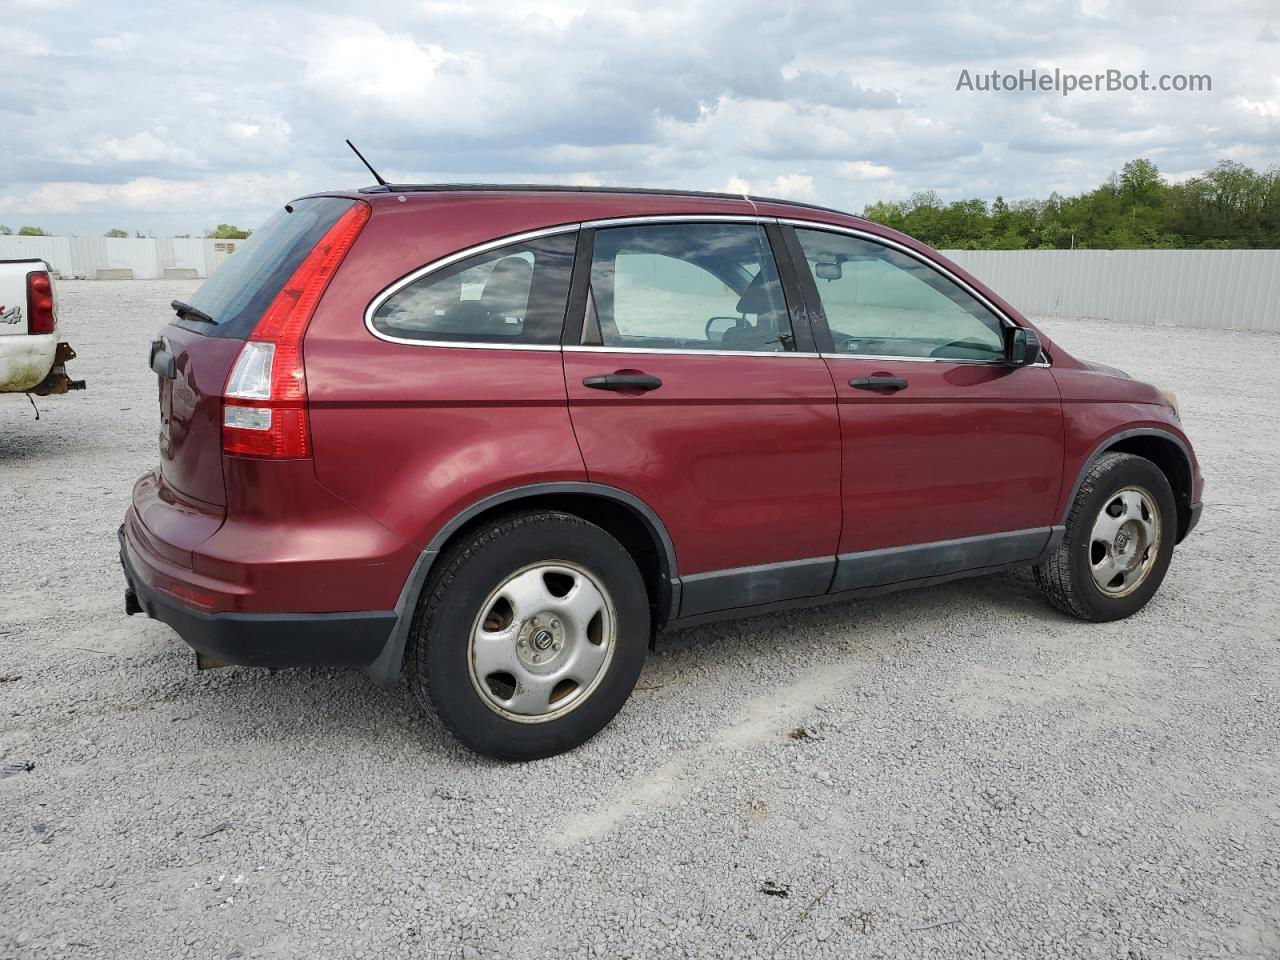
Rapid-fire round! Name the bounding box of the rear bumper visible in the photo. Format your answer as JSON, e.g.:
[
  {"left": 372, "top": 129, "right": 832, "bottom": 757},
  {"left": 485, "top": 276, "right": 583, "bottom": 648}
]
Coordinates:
[
  {"left": 120, "top": 526, "right": 395, "bottom": 669},
  {"left": 0, "top": 332, "right": 57, "bottom": 393}
]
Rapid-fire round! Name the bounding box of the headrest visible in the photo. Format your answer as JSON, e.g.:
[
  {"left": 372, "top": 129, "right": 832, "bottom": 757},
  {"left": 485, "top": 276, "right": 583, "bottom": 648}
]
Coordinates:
[
  {"left": 736, "top": 272, "right": 776, "bottom": 316},
  {"left": 481, "top": 257, "right": 534, "bottom": 314}
]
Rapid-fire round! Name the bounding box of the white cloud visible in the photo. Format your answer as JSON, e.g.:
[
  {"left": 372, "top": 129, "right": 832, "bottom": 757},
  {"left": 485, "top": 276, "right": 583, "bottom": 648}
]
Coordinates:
[
  {"left": 0, "top": 0, "right": 1274, "bottom": 233},
  {"left": 838, "top": 161, "right": 895, "bottom": 180},
  {"left": 91, "top": 31, "right": 141, "bottom": 53},
  {"left": 93, "top": 130, "right": 199, "bottom": 166},
  {"left": 0, "top": 26, "right": 51, "bottom": 55},
  {"left": 723, "top": 173, "right": 815, "bottom": 200},
  {"left": 0, "top": 172, "right": 305, "bottom": 214}
]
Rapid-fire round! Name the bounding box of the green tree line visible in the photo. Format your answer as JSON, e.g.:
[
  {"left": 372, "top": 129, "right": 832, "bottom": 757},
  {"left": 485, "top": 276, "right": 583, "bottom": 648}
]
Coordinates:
[
  {"left": 4, "top": 160, "right": 1275, "bottom": 249},
  {"left": 863, "top": 159, "right": 1280, "bottom": 249}
]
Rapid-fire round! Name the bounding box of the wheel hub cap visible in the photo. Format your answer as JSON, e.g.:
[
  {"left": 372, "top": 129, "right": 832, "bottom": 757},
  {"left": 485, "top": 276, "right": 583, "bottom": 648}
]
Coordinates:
[
  {"left": 468, "top": 562, "right": 617, "bottom": 723},
  {"left": 1089, "top": 486, "right": 1161, "bottom": 598}
]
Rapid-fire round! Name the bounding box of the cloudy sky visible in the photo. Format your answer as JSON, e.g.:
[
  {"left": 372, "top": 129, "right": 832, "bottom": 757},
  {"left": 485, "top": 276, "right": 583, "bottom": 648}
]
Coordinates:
[{"left": 2, "top": 0, "right": 1277, "bottom": 235}]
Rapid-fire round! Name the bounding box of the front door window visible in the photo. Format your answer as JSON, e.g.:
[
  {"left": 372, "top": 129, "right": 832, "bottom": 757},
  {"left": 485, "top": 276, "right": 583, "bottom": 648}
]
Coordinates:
[{"left": 793, "top": 228, "right": 1005, "bottom": 361}]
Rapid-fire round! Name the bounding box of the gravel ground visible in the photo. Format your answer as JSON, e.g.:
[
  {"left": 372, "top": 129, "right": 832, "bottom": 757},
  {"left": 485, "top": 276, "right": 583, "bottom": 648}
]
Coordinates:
[{"left": 2, "top": 280, "right": 1278, "bottom": 960}]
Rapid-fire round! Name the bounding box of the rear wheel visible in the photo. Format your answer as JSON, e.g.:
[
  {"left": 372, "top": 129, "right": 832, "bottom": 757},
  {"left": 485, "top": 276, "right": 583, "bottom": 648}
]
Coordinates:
[
  {"left": 408, "top": 510, "right": 649, "bottom": 760},
  {"left": 1034, "top": 452, "right": 1177, "bottom": 621}
]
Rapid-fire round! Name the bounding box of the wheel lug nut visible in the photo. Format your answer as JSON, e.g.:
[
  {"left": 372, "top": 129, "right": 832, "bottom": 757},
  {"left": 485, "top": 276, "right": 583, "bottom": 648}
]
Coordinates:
[{"left": 532, "top": 653, "right": 540, "bottom": 663}]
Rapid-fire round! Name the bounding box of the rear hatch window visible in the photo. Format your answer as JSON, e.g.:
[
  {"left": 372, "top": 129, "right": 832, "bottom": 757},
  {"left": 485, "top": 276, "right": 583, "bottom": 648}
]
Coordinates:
[
  {"left": 178, "top": 197, "right": 355, "bottom": 338},
  {"left": 156, "top": 197, "right": 355, "bottom": 507}
]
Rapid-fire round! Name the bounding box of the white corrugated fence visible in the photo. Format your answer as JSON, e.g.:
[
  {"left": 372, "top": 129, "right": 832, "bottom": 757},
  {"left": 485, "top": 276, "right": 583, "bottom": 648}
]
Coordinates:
[
  {"left": 1, "top": 234, "right": 1277, "bottom": 332},
  {"left": 943, "top": 249, "right": 1280, "bottom": 333},
  {"left": 0, "top": 234, "right": 245, "bottom": 281}
]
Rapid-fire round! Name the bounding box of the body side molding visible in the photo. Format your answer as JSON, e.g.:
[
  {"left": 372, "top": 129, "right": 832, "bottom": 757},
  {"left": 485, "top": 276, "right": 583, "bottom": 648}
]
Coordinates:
[
  {"left": 679, "top": 556, "right": 835, "bottom": 618},
  {"left": 831, "top": 527, "right": 1056, "bottom": 593}
]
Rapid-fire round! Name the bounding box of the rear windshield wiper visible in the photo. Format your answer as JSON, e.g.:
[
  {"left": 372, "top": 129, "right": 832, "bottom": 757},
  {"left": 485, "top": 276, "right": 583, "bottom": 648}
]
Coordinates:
[{"left": 171, "top": 299, "right": 215, "bottom": 325}]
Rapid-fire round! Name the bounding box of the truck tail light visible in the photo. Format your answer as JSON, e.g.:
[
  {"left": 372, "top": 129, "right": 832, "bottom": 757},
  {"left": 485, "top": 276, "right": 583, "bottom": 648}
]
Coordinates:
[
  {"left": 221, "top": 201, "right": 370, "bottom": 458},
  {"left": 27, "top": 271, "right": 55, "bottom": 334}
]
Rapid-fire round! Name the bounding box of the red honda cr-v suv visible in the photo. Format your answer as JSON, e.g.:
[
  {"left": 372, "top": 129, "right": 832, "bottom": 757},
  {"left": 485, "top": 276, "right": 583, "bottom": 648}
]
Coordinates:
[{"left": 121, "top": 184, "right": 1203, "bottom": 760}]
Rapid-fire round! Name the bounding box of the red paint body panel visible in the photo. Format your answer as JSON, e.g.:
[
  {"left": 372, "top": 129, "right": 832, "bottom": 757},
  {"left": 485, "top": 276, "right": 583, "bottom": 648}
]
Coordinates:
[
  {"left": 306, "top": 341, "right": 587, "bottom": 547},
  {"left": 123, "top": 186, "right": 1203, "bottom": 635},
  {"left": 125, "top": 458, "right": 416, "bottom": 614},
  {"left": 127, "top": 469, "right": 224, "bottom": 569},
  {"left": 1053, "top": 363, "right": 1202, "bottom": 517},
  {"left": 824, "top": 358, "right": 1064, "bottom": 551},
  {"left": 563, "top": 352, "right": 841, "bottom": 574},
  {"left": 300, "top": 192, "right": 760, "bottom": 550},
  {"left": 156, "top": 325, "right": 241, "bottom": 506}
]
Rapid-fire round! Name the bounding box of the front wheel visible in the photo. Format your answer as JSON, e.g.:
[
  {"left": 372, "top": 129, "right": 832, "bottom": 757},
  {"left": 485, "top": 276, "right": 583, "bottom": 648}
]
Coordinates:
[
  {"left": 407, "top": 510, "right": 649, "bottom": 760},
  {"left": 1034, "top": 452, "right": 1178, "bottom": 622}
]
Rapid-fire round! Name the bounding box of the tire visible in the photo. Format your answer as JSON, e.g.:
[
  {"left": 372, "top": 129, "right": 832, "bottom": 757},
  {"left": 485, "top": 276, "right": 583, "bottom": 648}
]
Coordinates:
[
  {"left": 407, "top": 509, "right": 649, "bottom": 761},
  {"left": 1034, "top": 452, "right": 1177, "bottom": 622}
]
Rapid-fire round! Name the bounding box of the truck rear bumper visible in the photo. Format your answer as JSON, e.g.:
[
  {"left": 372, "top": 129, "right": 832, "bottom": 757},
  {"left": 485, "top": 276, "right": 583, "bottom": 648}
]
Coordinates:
[
  {"left": 120, "top": 527, "right": 396, "bottom": 669},
  {"left": 0, "top": 332, "right": 58, "bottom": 393}
]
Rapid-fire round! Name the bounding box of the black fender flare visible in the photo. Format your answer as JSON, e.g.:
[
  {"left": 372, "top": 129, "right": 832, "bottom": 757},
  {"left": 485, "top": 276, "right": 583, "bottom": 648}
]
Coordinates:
[
  {"left": 364, "top": 482, "right": 679, "bottom": 686},
  {"left": 1060, "top": 427, "right": 1195, "bottom": 532}
]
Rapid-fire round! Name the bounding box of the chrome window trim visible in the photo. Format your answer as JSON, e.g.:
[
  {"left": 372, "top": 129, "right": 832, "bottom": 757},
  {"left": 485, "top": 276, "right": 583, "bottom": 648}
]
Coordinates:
[
  {"left": 824, "top": 353, "right": 985, "bottom": 365},
  {"left": 564, "top": 345, "right": 823, "bottom": 359},
  {"left": 364, "top": 223, "right": 580, "bottom": 348},
  {"left": 582, "top": 213, "right": 776, "bottom": 229},
  {"left": 820, "top": 352, "right": 1051, "bottom": 368},
  {"left": 367, "top": 339, "right": 564, "bottom": 351}
]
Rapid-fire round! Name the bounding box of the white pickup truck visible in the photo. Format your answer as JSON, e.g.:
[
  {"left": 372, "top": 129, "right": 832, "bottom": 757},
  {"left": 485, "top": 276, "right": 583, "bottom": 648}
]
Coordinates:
[{"left": 0, "top": 258, "right": 84, "bottom": 395}]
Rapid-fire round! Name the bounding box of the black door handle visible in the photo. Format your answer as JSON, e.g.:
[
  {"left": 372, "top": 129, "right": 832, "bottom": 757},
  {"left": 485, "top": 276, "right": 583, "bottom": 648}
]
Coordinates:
[
  {"left": 583, "top": 374, "right": 663, "bottom": 392},
  {"left": 150, "top": 339, "right": 176, "bottom": 380},
  {"left": 850, "top": 375, "right": 907, "bottom": 392}
]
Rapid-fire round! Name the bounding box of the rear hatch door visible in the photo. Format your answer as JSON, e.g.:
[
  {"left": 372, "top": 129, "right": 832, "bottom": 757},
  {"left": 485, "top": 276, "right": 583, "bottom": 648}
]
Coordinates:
[{"left": 156, "top": 197, "right": 358, "bottom": 506}]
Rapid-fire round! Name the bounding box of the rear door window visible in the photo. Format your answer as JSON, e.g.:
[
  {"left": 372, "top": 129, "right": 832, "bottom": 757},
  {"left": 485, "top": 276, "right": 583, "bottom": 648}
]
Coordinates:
[
  {"left": 371, "top": 232, "right": 577, "bottom": 345},
  {"left": 586, "top": 223, "right": 795, "bottom": 352},
  {"left": 182, "top": 197, "right": 355, "bottom": 339}
]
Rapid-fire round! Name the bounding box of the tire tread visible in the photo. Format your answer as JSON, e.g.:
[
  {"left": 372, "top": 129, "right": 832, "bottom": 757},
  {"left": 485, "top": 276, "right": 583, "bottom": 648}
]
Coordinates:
[
  {"left": 408, "top": 509, "right": 597, "bottom": 723},
  {"left": 1034, "top": 451, "right": 1138, "bottom": 621}
]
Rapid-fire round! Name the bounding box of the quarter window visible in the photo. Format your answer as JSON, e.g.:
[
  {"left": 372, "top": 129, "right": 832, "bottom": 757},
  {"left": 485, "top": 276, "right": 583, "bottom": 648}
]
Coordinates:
[
  {"left": 586, "top": 223, "right": 795, "bottom": 352},
  {"left": 371, "top": 232, "right": 577, "bottom": 344},
  {"left": 794, "top": 229, "right": 1005, "bottom": 361}
]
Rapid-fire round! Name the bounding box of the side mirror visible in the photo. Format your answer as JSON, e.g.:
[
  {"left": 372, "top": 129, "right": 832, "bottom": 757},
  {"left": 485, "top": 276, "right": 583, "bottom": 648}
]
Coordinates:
[{"left": 1006, "top": 326, "right": 1042, "bottom": 366}]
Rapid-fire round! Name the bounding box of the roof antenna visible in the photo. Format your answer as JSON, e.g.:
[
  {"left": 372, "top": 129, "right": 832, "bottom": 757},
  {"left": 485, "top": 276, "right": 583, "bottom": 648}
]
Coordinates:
[{"left": 345, "top": 139, "right": 388, "bottom": 186}]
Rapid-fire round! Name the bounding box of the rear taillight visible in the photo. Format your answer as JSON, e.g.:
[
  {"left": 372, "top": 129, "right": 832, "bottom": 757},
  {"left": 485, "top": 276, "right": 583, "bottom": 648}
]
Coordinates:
[
  {"left": 221, "top": 201, "right": 370, "bottom": 458},
  {"left": 27, "top": 271, "right": 55, "bottom": 334}
]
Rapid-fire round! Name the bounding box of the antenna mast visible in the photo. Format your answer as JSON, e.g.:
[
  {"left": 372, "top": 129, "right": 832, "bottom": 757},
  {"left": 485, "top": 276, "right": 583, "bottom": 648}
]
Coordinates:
[{"left": 345, "top": 139, "right": 388, "bottom": 186}]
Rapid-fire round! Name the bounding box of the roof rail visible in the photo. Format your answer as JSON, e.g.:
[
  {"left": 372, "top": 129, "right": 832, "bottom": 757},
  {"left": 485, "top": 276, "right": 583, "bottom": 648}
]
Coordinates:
[{"left": 356, "top": 182, "right": 866, "bottom": 221}]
